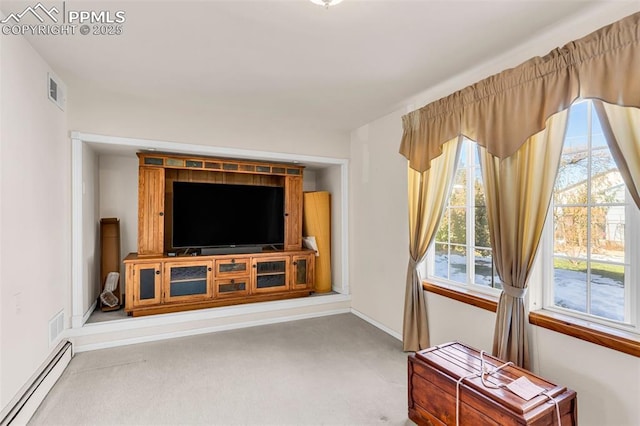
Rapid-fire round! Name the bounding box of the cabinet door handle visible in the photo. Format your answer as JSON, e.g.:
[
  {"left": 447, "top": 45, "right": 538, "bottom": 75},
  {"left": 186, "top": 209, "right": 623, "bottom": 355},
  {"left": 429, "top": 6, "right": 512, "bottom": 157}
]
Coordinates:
[
  {"left": 231, "top": 259, "right": 235, "bottom": 264},
  {"left": 293, "top": 261, "right": 297, "bottom": 266},
  {"left": 155, "top": 270, "right": 160, "bottom": 275},
  {"left": 208, "top": 267, "right": 212, "bottom": 271},
  {"left": 159, "top": 212, "right": 164, "bottom": 217},
  {"left": 231, "top": 279, "right": 235, "bottom": 284}
]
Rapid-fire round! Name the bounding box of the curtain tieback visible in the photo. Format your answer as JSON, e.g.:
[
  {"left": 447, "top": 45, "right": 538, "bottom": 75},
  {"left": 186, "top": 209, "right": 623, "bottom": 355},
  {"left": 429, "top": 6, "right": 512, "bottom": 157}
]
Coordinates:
[
  {"left": 501, "top": 283, "right": 527, "bottom": 299},
  {"left": 408, "top": 258, "right": 418, "bottom": 270}
]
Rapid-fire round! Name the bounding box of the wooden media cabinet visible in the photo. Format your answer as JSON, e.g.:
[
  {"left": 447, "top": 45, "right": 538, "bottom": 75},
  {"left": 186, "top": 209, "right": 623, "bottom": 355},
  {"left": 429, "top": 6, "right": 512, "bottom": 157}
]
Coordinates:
[{"left": 125, "top": 152, "right": 315, "bottom": 317}]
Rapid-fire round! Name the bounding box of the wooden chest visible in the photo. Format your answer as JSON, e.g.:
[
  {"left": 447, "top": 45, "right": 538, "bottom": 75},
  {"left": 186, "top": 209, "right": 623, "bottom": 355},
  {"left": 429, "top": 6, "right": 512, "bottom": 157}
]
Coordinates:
[{"left": 408, "top": 342, "right": 577, "bottom": 426}]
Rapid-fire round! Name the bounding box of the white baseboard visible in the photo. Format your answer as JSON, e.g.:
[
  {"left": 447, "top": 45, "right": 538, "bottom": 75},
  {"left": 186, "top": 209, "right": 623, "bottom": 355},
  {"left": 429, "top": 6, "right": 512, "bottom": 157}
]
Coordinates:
[
  {"left": 71, "top": 300, "right": 97, "bottom": 329},
  {"left": 83, "top": 300, "right": 97, "bottom": 324},
  {"left": 350, "top": 308, "right": 403, "bottom": 341},
  {"left": 71, "top": 315, "right": 84, "bottom": 329},
  {"left": 0, "top": 341, "right": 72, "bottom": 426}
]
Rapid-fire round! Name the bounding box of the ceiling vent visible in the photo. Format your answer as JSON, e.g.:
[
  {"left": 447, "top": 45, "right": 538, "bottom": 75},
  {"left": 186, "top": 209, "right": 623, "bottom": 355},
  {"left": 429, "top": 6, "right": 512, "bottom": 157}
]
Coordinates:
[{"left": 48, "top": 72, "right": 66, "bottom": 111}]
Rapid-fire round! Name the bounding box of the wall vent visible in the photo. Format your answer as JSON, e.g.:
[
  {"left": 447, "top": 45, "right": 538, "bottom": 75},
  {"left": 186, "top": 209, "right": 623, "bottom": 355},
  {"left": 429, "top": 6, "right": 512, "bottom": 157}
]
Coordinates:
[
  {"left": 48, "top": 311, "right": 64, "bottom": 347},
  {"left": 47, "top": 72, "right": 66, "bottom": 111}
]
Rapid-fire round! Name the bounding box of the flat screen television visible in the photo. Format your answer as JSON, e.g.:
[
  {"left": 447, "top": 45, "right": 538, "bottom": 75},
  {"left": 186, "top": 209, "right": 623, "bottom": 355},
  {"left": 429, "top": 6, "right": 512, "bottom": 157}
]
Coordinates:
[{"left": 172, "top": 181, "right": 285, "bottom": 250}]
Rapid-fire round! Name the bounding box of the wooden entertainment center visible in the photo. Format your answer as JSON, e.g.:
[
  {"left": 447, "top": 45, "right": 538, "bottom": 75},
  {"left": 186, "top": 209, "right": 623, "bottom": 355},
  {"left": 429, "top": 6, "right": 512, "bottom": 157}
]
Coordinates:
[{"left": 124, "top": 152, "right": 316, "bottom": 317}]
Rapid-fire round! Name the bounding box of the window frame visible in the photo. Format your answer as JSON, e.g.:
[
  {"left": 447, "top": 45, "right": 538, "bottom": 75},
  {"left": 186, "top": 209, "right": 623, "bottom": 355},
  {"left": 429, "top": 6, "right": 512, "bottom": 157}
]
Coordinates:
[
  {"left": 539, "top": 100, "right": 639, "bottom": 336},
  {"left": 423, "top": 139, "right": 501, "bottom": 298},
  {"left": 539, "top": 194, "right": 640, "bottom": 334}
]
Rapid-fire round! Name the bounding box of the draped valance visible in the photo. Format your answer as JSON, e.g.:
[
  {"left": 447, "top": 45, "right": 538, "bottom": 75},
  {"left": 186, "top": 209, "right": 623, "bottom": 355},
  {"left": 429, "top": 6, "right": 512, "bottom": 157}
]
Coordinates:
[{"left": 400, "top": 11, "right": 640, "bottom": 172}]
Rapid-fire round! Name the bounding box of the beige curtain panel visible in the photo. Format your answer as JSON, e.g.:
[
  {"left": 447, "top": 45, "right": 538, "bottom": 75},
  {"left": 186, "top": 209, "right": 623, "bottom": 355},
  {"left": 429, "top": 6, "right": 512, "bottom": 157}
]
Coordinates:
[
  {"left": 403, "top": 137, "right": 462, "bottom": 351},
  {"left": 398, "top": 11, "right": 639, "bottom": 365},
  {"left": 400, "top": 11, "right": 640, "bottom": 172},
  {"left": 479, "top": 111, "right": 568, "bottom": 369},
  {"left": 593, "top": 101, "right": 640, "bottom": 210}
]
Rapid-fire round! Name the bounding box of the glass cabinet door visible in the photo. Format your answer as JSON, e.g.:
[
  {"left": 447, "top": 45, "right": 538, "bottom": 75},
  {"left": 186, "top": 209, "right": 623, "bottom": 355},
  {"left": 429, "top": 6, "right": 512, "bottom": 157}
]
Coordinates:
[
  {"left": 164, "top": 261, "right": 212, "bottom": 302},
  {"left": 133, "top": 263, "right": 162, "bottom": 306},
  {"left": 252, "top": 257, "right": 290, "bottom": 294},
  {"left": 291, "top": 254, "right": 314, "bottom": 290}
]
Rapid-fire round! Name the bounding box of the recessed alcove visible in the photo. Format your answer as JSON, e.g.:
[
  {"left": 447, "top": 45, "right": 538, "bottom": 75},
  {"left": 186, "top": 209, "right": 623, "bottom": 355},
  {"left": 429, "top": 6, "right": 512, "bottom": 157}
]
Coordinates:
[{"left": 69, "top": 132, "right": 350, "bottom": 349}]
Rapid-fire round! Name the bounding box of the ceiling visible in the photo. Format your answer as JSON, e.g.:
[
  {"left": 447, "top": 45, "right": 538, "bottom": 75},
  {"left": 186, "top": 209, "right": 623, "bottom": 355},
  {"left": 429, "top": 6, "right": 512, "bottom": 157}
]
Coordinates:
[{"left": 4, "top": 0, "right": 613, "bottom": 132}]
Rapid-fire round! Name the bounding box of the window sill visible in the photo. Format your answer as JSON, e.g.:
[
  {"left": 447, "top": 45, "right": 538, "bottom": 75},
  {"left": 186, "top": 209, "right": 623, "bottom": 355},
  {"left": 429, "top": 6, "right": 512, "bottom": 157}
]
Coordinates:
[
  {"left": 422, "top": 281, "right": 639, "bottom": 357},
  {"left": 422, "top": 281, "right": 498, "bottom": 313},
  {"left": 529, "top": 310, "right": 640, "bottom": 358}
]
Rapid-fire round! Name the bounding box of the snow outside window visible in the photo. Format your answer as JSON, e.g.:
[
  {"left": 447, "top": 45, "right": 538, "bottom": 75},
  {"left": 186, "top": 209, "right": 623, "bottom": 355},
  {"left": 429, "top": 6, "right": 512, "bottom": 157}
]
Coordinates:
[
  {"left": 425, "top": 139, "right": 501, "bottom": 295},
  {"left": 544, "top": 100, "right": 639, "bottom": 332}
]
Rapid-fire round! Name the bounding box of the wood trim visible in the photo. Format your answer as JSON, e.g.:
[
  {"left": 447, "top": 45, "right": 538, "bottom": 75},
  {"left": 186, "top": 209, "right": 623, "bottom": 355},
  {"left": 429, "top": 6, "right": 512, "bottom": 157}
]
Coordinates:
[
  {"left": 137, "top": 167, "right": 165, "bottom": 256},
  {"left": 422, "top": 281, "right": 498, "bottom": 312},
  {"left": 129, "top": 290, "right": 312, "bottom": 317},
  {"left": 529, "top": 311, "right": 640, "bottom": 358},
  {"left": 137, "top": 152, "right": 304, "bottom": 176},
  {"left": 284, "top": 175, "right": 303, "bottom": 250},
  {"left": 421, "top": 281, "right": 639, "bottom": 357},
  {"left": 123, "top": 249, "right": 315, "bottom": 263},
  {"left": 137, "top": 152, "right": 303, "bottom": 255}
]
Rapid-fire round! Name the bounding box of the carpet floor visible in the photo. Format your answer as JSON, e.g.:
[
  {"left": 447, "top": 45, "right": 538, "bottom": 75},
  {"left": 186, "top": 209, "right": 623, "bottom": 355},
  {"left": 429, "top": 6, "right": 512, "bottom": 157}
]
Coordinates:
[{"left": 29, "top": 313, "right": 414, "bottom": 425}]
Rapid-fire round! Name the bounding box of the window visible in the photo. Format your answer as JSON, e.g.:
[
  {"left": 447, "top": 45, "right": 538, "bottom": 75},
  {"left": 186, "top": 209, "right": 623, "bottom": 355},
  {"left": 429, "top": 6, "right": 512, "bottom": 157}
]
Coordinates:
[
  {"left": 425, "top": 139, "right": 501, "bottom": 292},
  {"left": 544, "top": 100, "right": 639, "bottom": 331}
]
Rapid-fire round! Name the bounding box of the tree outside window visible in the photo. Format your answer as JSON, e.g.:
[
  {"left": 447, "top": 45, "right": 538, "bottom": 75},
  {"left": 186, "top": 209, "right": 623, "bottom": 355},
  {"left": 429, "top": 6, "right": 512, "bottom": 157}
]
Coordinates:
[
  {"left": 431, "top": 139, "right": 499, "bottom": 289},
  {"left": 550, "top": 100, "right": 628, "bottom": 322}
]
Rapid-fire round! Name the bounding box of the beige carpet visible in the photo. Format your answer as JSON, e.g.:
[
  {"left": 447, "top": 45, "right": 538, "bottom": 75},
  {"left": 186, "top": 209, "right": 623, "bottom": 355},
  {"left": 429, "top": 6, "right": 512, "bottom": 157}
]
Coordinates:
[{"left": 29, "top": 313, "right": 414, "bottom": 425}]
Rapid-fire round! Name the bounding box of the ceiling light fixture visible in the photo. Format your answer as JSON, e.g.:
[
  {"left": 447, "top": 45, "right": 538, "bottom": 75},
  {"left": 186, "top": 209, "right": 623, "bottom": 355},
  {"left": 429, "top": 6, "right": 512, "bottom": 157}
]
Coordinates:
[{"left": 309, "top": 0, "right": 344, "bottom": 9}]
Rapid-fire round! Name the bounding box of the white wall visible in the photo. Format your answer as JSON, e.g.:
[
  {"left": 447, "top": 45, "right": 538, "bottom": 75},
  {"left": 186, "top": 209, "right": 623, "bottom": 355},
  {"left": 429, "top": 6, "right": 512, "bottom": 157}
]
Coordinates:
[
  {"left": 424, "top": 297, "right": 640, "bottom": 425},
  {"left": 0, "top": 34, "right": 70, "bottom": 409},
  {"left": 68, "top": 81, "right": 350, "bottom": 159},
  {"left": 425, "top": 293, "right": 495, "bottom": 351},
  {"left": 98, "top": 154, "right": 139, "bottom": 286},
  {"left": 349, "top": 111, "right": 408, "bottom": 331},
  {"left": 348, "top": 3, "right": 640, "bottom": 425},
  {"left": 303, "top": 170, "right": 317, "bottom": 192},
  {"left": 82, "top": 145, "right": 100, "bottom": 314},
  {"left": 530, "top": 326, "right": 639, "bottom": 425}
]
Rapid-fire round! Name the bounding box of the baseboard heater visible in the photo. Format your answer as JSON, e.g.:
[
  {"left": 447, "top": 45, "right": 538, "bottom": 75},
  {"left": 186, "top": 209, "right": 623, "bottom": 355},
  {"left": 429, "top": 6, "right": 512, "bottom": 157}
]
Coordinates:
[{"left": 0, "top": 341, "right": 72, "bottom": 426}]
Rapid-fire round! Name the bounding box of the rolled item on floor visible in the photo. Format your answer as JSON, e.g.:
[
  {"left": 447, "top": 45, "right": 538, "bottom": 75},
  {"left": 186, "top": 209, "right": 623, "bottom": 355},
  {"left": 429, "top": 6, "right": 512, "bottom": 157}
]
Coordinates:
[{"left": 302, "top": 191, "right": 332, "bottom": 293}]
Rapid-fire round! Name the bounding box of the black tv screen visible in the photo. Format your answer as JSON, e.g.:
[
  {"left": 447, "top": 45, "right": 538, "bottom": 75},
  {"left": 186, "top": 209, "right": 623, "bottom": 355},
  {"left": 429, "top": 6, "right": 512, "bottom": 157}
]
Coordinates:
[{"left": 172, "top": 181, "right": 284, "bottom": 249}]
